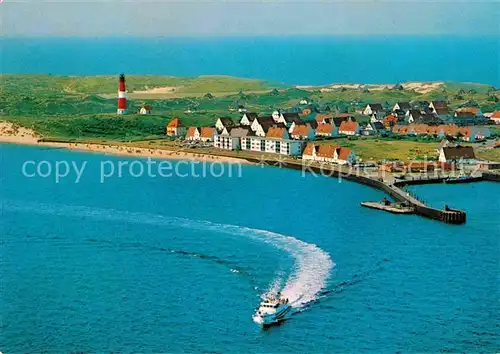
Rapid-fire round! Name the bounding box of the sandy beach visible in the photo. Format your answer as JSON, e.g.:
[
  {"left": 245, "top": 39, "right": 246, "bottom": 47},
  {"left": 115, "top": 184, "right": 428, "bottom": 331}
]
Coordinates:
[{"left": 0, "top": 122, "right": 251, "bottom": 164}]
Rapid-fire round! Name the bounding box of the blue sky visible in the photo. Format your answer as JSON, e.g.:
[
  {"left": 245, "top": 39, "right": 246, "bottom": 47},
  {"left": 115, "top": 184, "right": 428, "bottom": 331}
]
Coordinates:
[{"left": 1, "top": 0, "right": 498, "bottom": 36}]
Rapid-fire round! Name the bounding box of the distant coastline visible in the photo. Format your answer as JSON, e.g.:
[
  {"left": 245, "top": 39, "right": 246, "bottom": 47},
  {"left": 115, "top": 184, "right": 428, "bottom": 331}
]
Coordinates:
[{"left": 2, "top": 36, "right": 498, "bottom": 86}]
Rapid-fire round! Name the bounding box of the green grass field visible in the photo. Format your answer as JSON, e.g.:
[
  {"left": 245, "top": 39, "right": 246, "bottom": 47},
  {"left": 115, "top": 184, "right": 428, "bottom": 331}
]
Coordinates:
[{"left": 313, "top": 137, "right": 441, "bottom": 162}]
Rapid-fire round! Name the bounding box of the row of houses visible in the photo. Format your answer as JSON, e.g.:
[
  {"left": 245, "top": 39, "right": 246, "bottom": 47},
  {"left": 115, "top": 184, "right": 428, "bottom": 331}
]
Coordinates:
[
  {"left": 302, "top": 143, "right": 357, "bottom": 165},
  {"left": 364, "top": 101, "right": 492, "bottom": 127},
  {"left": 216, "top": 114, "right": 304, "bottom": 156},
  {"left": 214, "top": 112, "right": 362, "bottom": 156},
  {"left": 392, "top": 124, "right": 491, "bottom": 142},
  {"left": 165, "top": 114, "right": 360, "bottom": 162}
]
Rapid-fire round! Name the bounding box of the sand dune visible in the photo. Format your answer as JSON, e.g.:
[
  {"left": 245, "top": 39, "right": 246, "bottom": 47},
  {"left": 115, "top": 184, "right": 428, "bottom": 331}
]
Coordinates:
[{"left": 302, "top": 81, "right": 444, "bottom": 94}]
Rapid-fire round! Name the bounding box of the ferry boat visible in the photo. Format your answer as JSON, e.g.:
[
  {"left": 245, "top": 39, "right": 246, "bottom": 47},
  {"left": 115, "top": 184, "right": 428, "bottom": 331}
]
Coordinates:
[{"left": 252, "top": 292, "right": 292, "bottom": 327}]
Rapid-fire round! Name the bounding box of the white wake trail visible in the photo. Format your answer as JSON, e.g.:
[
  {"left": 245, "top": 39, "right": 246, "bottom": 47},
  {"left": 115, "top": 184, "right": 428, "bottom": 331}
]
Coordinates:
[{"left": 5, "top": 201, "right": 335, "bottom": 309}]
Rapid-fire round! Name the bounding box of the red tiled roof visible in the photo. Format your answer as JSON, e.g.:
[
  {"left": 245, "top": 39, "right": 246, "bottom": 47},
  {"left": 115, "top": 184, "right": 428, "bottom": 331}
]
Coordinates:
[
  {"left": 316, "top": 144, "right": 337, "bottom": 158},
  {"left": 186, "top": 127, "right": 198, "bottom": 137},
  {"left": 383, "top": 115, "right": 398, "bottom": 127},
  {"left": 266, "top": 126, "right": 287, "bottom": 139},
  {"left": 292, "top": 124, "right": 310, "bottom": 137},
  {"left": 392, "top": 125, "right": 409, "bottom": 135},
  {"left": 303, "top": 142, "right": 316, "bottom": 156},
  {"left": 412, "top": 124, "right": 429, "bottom": 134},
  {"left": 316, "top": 123, "right": 335, "bottom": 134},
  {"left": 337, "top": 147, "right": 351, "bottom": 161},
  {"left": 339, "top": 120, "right": 358, "bottom": 132},
  {"left": 427, "top": 126, "right": 439, "bottom": 135},
  {"left": 459, "top": 127, "right": 471, "bottom": 137},
  {"left": 491, "top": 111, "right": 500, "bottom": 119},
  {"left": 167, "top": 118, "right": 183, "bottom": 128},
  {"left": 455, "top": 107, "right": 479, "bottom": 115},
  {"left": 200, "top": 127, "right": 215, "bottom": 138}
]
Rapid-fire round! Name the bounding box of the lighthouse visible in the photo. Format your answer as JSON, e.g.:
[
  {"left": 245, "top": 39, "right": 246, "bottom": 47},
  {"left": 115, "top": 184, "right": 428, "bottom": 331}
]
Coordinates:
[{"left": 117, "top": 74, "right": 127, "bottom": 115}]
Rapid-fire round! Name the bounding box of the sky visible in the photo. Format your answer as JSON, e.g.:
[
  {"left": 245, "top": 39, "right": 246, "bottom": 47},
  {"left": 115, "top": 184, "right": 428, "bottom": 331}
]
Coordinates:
[{"left": 1, "top": 0, "right": 499, "bottom": 37}]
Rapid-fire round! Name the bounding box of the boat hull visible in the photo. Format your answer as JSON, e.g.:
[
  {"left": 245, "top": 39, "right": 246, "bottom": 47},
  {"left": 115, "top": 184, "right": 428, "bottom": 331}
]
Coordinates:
[
  {"left": 444, "top": 177, "right": 482, "bottom": 184},
  {"left": 253, "top": 304, "right": 292, "bottom": 326}
]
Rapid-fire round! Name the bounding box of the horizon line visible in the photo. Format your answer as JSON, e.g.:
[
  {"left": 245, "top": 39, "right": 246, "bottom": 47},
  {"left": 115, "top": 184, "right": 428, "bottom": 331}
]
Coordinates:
[{"left": 1, "top": 33, "right": 498, "bottom": 39}]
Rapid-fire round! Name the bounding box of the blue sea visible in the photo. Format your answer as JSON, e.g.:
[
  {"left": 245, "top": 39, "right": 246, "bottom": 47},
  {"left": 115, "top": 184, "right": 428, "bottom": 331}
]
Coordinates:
[
  {"left": 1, "top": 144, "right": 499, "bottom": 352},
  {"left": 1, "top": 36, "right": 499, "bottom": 85}
]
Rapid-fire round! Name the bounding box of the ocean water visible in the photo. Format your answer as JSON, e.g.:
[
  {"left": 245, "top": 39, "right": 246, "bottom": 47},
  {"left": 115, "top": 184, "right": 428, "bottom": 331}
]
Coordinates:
[
  {"left": 1, "top": 144, "right": 499, "bottom": 352},
  {"left": 1, "top": 36, "right": 499, "bottom": 86}
]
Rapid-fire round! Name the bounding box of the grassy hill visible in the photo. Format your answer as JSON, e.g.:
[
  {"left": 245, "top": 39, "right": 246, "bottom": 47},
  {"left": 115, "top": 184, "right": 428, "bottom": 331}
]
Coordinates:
[{"left": 0, "top": 74, "right": 284, "bottom": 95}]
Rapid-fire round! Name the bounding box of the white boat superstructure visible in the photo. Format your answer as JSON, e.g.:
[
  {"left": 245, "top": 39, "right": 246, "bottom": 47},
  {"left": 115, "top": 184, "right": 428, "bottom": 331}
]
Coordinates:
[{"left": 252, "top": 292, "right": 292, "bottom": 327}]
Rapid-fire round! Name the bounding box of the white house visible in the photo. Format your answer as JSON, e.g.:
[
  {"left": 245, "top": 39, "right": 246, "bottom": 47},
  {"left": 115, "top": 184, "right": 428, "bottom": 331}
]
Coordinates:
[
  {"left": 363, "top": 103, "right": 384, "bottom": 116},
  {"left": 338, "top": 120, "right": 360, "bottom": 136},
  {"left": 361, "top": 121, "right": 385, "bottom": 136},
  {"left": 186, "top": 127, "right": 200, "bottom": 141},
  {"left": 490, "top": 111, "right": 500, "bottom": 124},
  {"left": 250, "top": 116, "right": 278, "bottom": 137},
  {"left": 289, "top": 119, "right": 317, "bottom": 134},
  {"left": 214, "top": 126, "right": 253, "bottom": 150},
  {"left": 406, "top": 109, "right": 422, "bottom": 124},
  {"left": 429, "top": 100, "right": 448, "bottom": 113},
  {"left": 240, "top": 112, "right": 259, "bottom": 126},
  {"left": 392, "top": 102, "right": 411, "bottom": 113},
  {"left": 166, "top": 118, "right": 186, "bottom": 137},
  {"left": 139, "top": 104, "right": 152, "bottom": 115},
  {"left": 186, "top": 127, "right": 215, "bottom": 142},
  {"left": 215, "top": 117, "right": 236, "bottom": 132},
  {"left": 302, "top": 143, "right": 357, "bottom": 165},
  {"left": 302, "top": 143, "right": 317, "bottom": 161},
  {"left": 315, "top": 123, "right": 338, "bottom": 137},
  {"left": 272, "top": 110, "right": 281, "bottom": 122},
  {"left": 290, "top": 123, "right": 315, "bottom": 140},
  {"left": 240, "top": 126, "right": 304, "bottom": 156},
  {"left": 277, "top": 112, "right": 302, "bottom": 127},
  {"left": 335, "top": 146, "right": 358, "bottom": 165}
]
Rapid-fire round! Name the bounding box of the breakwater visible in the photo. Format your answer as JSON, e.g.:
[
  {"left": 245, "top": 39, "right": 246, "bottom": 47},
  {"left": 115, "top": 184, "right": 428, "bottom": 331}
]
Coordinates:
[
  {"left": 482, "top": 171, "right": 500, "bottom": 182},
  {"left": 244, "top": 157, "right": 467, "bottom": 225}
]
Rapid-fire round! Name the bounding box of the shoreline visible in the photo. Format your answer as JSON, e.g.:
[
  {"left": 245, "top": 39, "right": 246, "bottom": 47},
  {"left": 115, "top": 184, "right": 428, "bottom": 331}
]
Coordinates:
[
  {"left": 0, "top": 122, "right": 472, "bottom": 225},
  {"left": 0, "top": 123, "right": 252, "bottom": 165}
]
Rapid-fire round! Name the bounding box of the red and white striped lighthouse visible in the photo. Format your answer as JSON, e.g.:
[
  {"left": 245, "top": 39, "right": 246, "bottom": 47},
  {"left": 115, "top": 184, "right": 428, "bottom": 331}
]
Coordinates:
[{"left": 117, "top": 74, "right": 127, "bottom": 115}]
